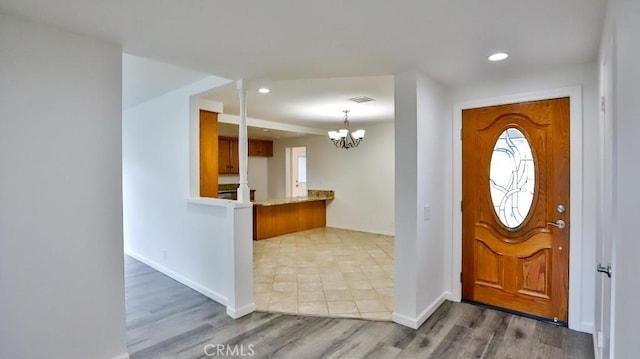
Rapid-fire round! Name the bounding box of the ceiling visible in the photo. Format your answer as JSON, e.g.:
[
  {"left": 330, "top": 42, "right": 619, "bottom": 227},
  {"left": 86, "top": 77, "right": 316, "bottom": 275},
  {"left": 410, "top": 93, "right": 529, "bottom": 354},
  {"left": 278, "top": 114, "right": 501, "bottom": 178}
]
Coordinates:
[
  {"left": 218, "top": 122, "right": 311, "bottom": 141},
  {"left": 202, "top": 76, "right": 394, "bottom": 129},
  {"left": 1, "top": 0, "right": 606, "bottom": 133},
  {"left": 123, "top": 54, "right": 209, "bottom": 109}
]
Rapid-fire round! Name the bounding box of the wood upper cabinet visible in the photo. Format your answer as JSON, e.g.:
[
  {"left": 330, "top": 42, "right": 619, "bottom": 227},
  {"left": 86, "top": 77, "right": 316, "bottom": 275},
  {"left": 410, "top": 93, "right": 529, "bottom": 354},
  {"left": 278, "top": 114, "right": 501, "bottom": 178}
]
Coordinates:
[
  {"left": 218, "top": 137, "right": 239, "bottom": 174},
  {"left": 248, "top": 139, "right": 273, "bottom": 157},
  {"left": 199, "top": 110, "right": 219, "bottom": 197}
]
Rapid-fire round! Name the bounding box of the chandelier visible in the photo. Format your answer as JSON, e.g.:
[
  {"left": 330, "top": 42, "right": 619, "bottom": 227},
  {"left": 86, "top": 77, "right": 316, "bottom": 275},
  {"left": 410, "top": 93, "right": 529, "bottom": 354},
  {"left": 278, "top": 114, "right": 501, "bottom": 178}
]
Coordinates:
[{"left": 327, "top": 110, "right": 365, "bottom": 149}]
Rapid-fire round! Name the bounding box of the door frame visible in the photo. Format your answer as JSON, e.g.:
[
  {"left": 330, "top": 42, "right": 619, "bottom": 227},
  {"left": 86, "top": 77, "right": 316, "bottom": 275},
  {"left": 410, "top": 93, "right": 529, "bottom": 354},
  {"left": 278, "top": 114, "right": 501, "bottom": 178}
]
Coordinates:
[
  {"left": 290, "top": 146, "right": 307, "bottom": 197},
  {"left": 452, "top": 86, "right": 585, "bottom": 331},
  {"left": 284, "top": 146, "right": 307, "bottom": 198},
  {"left": 595, "top": 33, "right": 615, "bottom": 359}
]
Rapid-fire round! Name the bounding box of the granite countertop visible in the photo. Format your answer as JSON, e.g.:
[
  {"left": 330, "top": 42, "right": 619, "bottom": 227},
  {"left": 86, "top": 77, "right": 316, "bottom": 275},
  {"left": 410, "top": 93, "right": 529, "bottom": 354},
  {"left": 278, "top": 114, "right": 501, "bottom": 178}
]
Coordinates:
[{"left": 253, "top": 190, "right": 335, "bottom": 206}]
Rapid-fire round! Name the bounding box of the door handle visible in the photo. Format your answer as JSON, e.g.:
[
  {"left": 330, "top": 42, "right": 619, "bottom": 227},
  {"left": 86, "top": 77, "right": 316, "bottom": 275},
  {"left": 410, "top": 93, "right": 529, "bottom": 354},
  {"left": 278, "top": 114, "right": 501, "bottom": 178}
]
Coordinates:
[
  {"left": 597, "top": 264, "right": 612, "bottom": 278},
  {"left": 547, "top": 219, "right": 566, "bottom": 229}
]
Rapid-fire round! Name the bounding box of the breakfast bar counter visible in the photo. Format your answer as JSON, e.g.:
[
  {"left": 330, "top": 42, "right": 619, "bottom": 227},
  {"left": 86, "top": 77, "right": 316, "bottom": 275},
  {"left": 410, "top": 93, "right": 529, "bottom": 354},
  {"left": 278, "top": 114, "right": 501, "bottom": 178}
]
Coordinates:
[{"left": 252, "top": 190, "right": 334, "bottom": 240}]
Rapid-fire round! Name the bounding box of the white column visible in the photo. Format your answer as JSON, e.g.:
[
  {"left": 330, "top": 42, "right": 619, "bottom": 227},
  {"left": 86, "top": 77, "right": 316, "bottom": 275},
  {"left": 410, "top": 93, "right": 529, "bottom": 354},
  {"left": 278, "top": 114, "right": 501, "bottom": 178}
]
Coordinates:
[{"left": 236, "top": 80, "right": 250, "bottom": 203}]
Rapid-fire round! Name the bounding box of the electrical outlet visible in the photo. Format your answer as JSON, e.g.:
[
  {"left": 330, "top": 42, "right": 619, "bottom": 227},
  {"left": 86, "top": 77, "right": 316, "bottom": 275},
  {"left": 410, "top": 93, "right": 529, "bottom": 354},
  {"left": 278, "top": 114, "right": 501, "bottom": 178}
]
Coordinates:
[
  {"left": 424, "top": 205, "right": 431, "bottom": 221},
  {"left": 162, "top": 249, "right": 167, "bottom": 260}
]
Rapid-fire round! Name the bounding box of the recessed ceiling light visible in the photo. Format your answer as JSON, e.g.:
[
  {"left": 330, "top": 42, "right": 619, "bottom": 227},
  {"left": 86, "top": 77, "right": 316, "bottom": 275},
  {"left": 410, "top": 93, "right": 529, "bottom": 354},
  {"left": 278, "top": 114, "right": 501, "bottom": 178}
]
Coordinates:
[
  {"left": 257, "top": 87, "right": 270, "bottom": 94},
  {"left": 488, "top": 52, "right": 509, "bottom": 61},
  {"left": 262, "top": 128, "right": 269, "bottom": 132}
]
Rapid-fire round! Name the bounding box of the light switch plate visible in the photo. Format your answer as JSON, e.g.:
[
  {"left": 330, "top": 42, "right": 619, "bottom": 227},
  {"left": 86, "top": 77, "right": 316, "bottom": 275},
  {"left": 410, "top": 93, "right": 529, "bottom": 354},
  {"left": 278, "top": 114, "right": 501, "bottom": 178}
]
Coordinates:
[{"left": 424, "top": 205, "right": 431, "bottom": 221}]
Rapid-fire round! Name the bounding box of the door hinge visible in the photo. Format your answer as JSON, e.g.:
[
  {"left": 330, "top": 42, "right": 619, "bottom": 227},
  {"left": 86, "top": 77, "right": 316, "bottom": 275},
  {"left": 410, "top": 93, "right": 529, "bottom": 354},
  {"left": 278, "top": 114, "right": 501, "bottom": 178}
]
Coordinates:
[
  {"left": 601, "top": 96, "right": 606, "bottom": 112},
  {"left": 597, "top": 331, "right": 603, "bottom": 348},
  {"left": 597, "top": 264, "right": 612, "bottom": 278},
  {"left": 460, "top": 128, "right": 463, "bottom": 141},
  {"left": 460, "top": 200, "right": 463, "bottom": 212},
  {"left": 460, "top": 272, "right": 463, "bottom": 283}
]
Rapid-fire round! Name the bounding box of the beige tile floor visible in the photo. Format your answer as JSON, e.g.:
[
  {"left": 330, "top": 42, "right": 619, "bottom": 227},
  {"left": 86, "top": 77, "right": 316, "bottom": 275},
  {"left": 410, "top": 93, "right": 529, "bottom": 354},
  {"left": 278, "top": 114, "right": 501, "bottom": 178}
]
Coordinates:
[{"left": 253, "top": 227, "right": 394, "bottom": 321}]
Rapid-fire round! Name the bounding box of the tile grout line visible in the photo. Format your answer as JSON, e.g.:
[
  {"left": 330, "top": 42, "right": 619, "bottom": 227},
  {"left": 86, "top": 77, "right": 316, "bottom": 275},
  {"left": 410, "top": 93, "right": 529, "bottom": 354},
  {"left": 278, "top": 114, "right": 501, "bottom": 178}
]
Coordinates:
[{"left": 254, "top": 227, "right": 394, "bottom": 321}]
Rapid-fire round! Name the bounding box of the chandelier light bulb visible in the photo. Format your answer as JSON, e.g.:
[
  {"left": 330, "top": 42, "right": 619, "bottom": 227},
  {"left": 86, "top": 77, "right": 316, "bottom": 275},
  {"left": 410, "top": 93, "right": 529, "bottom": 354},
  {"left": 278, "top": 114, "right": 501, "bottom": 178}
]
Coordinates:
[{"left": 327, "top": 110, "right": 365, "bottom": 149}]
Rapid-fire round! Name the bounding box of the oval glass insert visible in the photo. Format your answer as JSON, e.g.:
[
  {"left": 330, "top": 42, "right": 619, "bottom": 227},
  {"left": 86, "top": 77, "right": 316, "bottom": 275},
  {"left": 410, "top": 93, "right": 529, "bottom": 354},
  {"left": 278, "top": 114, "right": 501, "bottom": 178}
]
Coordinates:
[{"left": 489, "top": 128, "right": 535, "bottom": 229}]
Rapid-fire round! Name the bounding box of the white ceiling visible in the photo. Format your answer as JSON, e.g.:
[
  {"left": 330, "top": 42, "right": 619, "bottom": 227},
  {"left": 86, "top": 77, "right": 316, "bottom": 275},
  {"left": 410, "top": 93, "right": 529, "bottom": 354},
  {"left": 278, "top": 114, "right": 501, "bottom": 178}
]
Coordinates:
[
  {"left": 1, "top": 0, "right": 606, "bottom": 132},
  {"left": 202, "top": 76, "right": 394, "bottom": 129},
  {"left": 218, "top": 122, "right": 312, "bottom": 141},
  {"left": 123, "top": 54, "right": 209, "bottom": 109}
]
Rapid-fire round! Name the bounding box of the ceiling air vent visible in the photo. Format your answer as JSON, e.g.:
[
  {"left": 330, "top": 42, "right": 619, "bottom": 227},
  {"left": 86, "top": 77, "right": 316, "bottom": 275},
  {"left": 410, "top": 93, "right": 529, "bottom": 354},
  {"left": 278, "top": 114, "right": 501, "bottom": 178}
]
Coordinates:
[{"left": 348, "top": 96, "right": 375, "bottom": 104}]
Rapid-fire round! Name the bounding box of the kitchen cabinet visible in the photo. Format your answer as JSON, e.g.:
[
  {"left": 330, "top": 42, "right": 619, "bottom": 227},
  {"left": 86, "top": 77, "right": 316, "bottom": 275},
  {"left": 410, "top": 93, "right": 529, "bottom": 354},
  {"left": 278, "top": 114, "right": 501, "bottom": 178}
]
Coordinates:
[
  {"left": 218, "top": 137, "right": 239, "bottom": 174},
  {"left": 200, "top": 110, "right": 219, "bottom": 197},
  {"left": 218, "top": 138, "right": 273, "bottom": 175},
  {"left": 248, "top": 139, "right": 273, "bottom": 157}
]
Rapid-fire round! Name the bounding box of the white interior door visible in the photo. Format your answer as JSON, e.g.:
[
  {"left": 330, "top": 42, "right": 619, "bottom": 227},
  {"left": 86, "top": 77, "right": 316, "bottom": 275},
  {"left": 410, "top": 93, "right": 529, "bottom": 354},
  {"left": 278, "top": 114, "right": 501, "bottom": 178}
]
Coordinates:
[
  {"left": 595, "top": 38, "right": 615, "bottom": 359},
  {"left": 291, "top": 146, "right": 307, "bottom": 197}
]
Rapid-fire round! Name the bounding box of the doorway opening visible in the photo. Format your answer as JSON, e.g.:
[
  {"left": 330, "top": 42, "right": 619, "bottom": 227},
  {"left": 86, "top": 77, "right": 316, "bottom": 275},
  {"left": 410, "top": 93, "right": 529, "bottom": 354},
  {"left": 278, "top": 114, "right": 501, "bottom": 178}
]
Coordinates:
[
  {"left": 286, "top": 146, "right": 307, "bottom": 197},
  {"left": 461, "top": 98, "right": 570, "bottom": 324},
  {"left": 452, "top": 86, "right": 586, "bottom": 331},
  {"left": 253, "top": 144, "right": 395, "bottom": 321}
]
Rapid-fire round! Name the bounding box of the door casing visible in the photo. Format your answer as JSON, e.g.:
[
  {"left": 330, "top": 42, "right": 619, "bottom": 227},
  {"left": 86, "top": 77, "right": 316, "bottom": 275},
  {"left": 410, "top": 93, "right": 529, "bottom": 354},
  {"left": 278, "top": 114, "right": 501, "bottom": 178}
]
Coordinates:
[
  {"left": 291, "top": 146, "right": 307, "bottom": 197},
  {"left": 595, "top": 34, "right": 615, "bottom": 359},
  {"left": 452, "top": 86, "right": 586, "bottom": 331}
]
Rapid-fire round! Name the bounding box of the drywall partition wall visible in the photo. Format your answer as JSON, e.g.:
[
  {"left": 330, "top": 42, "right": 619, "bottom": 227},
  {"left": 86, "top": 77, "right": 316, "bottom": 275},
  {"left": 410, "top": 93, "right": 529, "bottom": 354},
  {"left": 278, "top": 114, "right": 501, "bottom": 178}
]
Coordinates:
[
  {"left": 607, "top": 1, "right": 640, "bottom": 357},
  {"left": 450, "top": 63, "right": 597, "bottom": 332},
  {"left": 415, "top": 72, "right": 453, "bottom": 321},
  {"left": 123, "top": 75, "right": 255, "bottom": 317},
  {"left": 268, "top": 122, "right": 395, "bottom": 236},
  {"left": 0, "top": 14, "right": 127, "bottom": 359},
  {"left": 393, "top": 71, "right": 451, "bottom": 329}
]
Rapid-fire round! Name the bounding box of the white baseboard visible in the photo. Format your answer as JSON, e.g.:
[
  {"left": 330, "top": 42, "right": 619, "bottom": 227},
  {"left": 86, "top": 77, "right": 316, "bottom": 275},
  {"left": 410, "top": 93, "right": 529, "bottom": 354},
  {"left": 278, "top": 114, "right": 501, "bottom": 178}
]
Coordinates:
[
  {"left": 125, "top": 249, "right": 228, "bottom": 306},
  {"left": 393, "top": 292, "right": 449, "bottom": 329},
  {"left": 112, "top": 353, "right": 130, "bottom": 359},
  {"left": 592, "top": 330, "right": 600, "bottom": 359},
  {"left": 392, "top": 312, "right": 420, "bottom": 329},
  {"left": 326, "top": 225, "right": 394, "bottom": 237},
  {"left": 227, "top": 303, "right": 256, "bottom": 319}
]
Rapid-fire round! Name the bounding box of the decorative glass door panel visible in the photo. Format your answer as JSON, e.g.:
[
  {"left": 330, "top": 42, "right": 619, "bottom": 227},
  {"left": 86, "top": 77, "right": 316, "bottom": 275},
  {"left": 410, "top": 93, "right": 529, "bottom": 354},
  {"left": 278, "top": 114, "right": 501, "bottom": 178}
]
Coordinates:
[{"left": 489, "top": 128, "right": 535, "bottom": 229}]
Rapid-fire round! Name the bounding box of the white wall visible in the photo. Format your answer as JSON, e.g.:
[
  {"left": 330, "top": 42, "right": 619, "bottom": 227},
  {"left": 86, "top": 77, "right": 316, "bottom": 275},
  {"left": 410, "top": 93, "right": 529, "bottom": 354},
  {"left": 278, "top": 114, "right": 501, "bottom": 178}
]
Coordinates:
[
  {"left": 268, "top": 122, "right": 395, "bottom": 236},
  {"left": 450, "top": 62, "right": 598, "bottom": 332},
  {"left": 218, "top": 156, "right": 269, "bottom": 201},
  {"left": 606, "top": 1, "right": 640, "bottom": 357},
  {"left": 248, "top": 157, "right": 269, "bottom": 201},
  {"left": 123, "top": 76, "right": 255, "bottom": 317},
  {"left": 0, "top": 14, "right": 127, "bottom": 359},
  {"left": 393, "top": 71, "right": 451, "bottom": 328}
]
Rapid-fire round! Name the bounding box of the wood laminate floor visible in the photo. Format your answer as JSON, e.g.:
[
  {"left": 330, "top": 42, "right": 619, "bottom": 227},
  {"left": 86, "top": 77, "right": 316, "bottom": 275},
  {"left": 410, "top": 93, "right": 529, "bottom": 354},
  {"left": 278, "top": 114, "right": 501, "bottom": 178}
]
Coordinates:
[{"left": 125, "top": 255, "right": 594, "bottom": 359}]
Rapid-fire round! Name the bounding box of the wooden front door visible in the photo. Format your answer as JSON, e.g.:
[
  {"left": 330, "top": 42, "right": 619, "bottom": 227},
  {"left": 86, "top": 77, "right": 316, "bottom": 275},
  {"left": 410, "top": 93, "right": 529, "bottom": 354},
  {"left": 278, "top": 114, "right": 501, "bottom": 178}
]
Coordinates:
[{"left": 462, "top": 97, "right": 570, "bottom": 323}]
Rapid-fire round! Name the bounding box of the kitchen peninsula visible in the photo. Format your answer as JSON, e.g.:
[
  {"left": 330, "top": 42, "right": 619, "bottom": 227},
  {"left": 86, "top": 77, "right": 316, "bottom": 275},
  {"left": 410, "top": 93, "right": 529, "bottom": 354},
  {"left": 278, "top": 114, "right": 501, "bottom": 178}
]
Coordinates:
[{"left": 252, "top": 190, "right": 334, "bottom": 240}]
